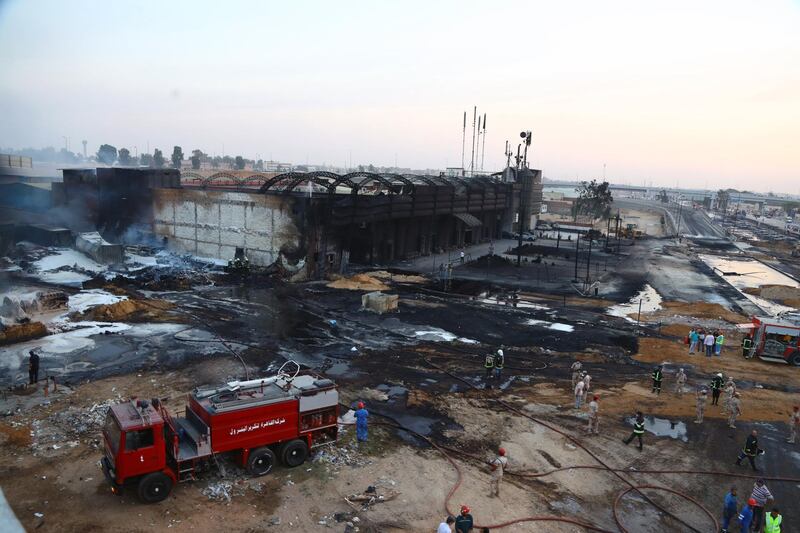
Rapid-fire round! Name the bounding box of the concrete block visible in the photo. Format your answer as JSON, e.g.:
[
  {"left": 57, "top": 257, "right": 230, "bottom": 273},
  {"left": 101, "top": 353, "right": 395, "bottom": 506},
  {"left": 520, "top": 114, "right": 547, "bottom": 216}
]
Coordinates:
[
  {"left": 75, "top": 232, "right": 124, "bottom": 264},
  {"left": 361, "top": 292, "right": 399, "bottom": 314}
]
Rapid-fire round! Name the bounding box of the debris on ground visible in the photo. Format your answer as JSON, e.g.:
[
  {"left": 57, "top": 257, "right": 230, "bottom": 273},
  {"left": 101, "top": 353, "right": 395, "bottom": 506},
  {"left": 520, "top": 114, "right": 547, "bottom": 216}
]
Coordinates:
[{"left": 327, "top": 273, "right": 389, "bottom": 292}]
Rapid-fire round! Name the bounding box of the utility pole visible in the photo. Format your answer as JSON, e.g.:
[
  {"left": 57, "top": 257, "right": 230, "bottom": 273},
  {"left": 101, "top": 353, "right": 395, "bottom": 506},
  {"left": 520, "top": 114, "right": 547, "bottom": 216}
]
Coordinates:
[
  {"left": 676, "top": 196, "right": 683, "bottom": 239},
  {"left": 461, "top": 111, "right": 466, "bottom": 176},
  {"left": 585, "top": 235, "right": 593, "bottom": 284},
  {"left": 469, "top": 106, "right": 477, "bottom": 175},
  {"left": 605, "top": 215, "right": 611, "bottom": 250},
  {"left": 615, "top": 209, "right": 621, "bottom": 253},
  {"left": 516, "top": 144, "right": 525, "bottom": 266},
  {"left": 480, "top": 113, "right": 487, "bottom": 171},
  {"left": 573, "top": 230, "right": 580, "bottom": 281}
]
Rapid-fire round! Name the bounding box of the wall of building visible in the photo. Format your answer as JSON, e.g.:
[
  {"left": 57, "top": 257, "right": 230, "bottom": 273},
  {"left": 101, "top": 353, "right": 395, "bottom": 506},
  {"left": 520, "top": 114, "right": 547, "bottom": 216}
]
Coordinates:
[{"left": 152, "top": 189, "right": 302, "bottom": 266}]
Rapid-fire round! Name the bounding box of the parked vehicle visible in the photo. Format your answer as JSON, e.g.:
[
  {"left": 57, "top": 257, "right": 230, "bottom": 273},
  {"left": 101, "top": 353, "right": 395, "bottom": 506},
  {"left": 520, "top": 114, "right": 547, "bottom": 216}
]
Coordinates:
[
  {"left": 738, "top": 316, "right": 800, "bottom": 366},
  {"left": 101, "top": 362, "right": 338, "bottom": 502}
]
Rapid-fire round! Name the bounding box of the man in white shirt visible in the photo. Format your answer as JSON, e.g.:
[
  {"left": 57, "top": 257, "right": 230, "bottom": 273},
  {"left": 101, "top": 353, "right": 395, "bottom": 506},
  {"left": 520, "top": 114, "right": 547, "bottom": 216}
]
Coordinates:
[
  {"left": 704, "top": 333, "right": 715, "bottom": 357},
  {"left": 574, "top": 379, "right": 585, "bottom": 409},
  {"left": 489, "top": 447, "right": 508, "bottom": 497},
  {"left": 437, "top": 516, "right": 455, "bottom": 532}
]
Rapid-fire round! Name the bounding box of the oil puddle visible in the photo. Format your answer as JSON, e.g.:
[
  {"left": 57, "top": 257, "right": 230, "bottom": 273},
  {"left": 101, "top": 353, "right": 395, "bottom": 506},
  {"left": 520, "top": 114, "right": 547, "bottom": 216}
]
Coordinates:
[
  {"left": 626, "top": 416, "right": 687, "bottom": 442},
  {"left": 699, "top": 255, "right": 798, "bottom": 316},
  {"left": 606, "top": 284, "right": 663, "bottom": 321},
  {"left": 376, "top": 383, "right": 408, "bottom": 397}
]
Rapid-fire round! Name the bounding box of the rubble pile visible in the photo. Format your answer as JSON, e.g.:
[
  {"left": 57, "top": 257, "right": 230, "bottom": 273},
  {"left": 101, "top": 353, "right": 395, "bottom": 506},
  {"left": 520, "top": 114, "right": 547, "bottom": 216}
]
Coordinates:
[
  {"left": 312, "top": 441, "right": 373, "bottom": 469},
  {"left": 74, "top": 298, "right": 175, "bottom": 322},
  {"left": 45, "top": 398, "right": 122, "bottom": 439}
]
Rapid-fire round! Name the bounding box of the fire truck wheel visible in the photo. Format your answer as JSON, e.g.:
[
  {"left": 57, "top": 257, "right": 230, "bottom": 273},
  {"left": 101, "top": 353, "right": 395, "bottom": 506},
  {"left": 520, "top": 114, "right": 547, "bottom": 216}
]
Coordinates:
[
  {"left": 280, "top": 439, "right": 308, "bottom": 467},
  {"left": 137, "top": 472, "right": 173, "bottom": 503},
  {"left": 790, "top": 353, "right": 800, "bottom": 366},
  {"left": 247, "top": 447, "right": 276, "bottom": 476}
]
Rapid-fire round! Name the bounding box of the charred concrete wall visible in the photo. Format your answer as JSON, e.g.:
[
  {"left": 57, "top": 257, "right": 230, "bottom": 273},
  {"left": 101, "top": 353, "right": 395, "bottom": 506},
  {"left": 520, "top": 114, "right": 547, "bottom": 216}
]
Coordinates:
[{"left": 152, "top": 189, "right": 302, "bottom": 266}]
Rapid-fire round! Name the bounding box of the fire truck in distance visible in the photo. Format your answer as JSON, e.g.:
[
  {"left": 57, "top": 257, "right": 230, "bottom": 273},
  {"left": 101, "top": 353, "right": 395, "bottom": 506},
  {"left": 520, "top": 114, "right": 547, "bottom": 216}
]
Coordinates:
[
  {"left": 739, "top": 315, "right": 800, "bottom": 366},
  {"left": 101, "top": 362, "right": 338, "bottom": 502}
]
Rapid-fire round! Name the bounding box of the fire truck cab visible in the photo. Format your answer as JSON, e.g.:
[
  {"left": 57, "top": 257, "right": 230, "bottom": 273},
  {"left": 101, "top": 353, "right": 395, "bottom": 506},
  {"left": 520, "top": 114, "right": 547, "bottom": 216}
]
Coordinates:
[
  {"left": 739, "top": 316, "right": 800, "bottom": 366},
  {"left": 102, "top": 367, "right": 338, "bottom": 502}
]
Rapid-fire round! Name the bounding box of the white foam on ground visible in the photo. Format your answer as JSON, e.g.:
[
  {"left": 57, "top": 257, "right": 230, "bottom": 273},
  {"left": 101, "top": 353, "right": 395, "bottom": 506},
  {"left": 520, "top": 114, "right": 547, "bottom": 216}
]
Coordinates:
[
  {"left": 34, "top": 249, "right": 106, "bottom": 273},
  {"left": 67, "top": 289, "right": 128, "bottom": 313},
  {"left": 413, "top": 329, "right": 478, "bottom": 344},
  {"left": 525, "top": 319, "right": 575, "bottom": 332},
  {"left": 606, "top": 284, "right": 663, "bottom": 321}
]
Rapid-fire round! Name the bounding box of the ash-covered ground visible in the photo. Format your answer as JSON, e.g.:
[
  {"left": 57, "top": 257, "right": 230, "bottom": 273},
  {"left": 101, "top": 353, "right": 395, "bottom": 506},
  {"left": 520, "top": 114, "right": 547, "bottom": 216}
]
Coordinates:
[{"left": 1, "top": 205, "right": 800, "bottom": 532}]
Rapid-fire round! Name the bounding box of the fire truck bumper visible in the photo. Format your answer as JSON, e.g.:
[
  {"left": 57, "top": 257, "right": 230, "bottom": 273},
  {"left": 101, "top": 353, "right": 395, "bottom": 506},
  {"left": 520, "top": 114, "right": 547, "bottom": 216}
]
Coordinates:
[{"left": 101, "top": 456, "right": 123, "bottom": 495}]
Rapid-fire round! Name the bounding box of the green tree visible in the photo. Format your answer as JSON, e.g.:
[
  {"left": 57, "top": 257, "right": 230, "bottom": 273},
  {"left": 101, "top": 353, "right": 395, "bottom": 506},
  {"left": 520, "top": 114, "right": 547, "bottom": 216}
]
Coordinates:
[
  {"left": 783, "top": 201, "right": 800, "bottom": 215},
  {"left": 221, "top": 155, "right": 234, "bottom": 169},
  {"left": 572, "top": 180, "right": 613, "bottom": 221},
  {"left": 254, "top": 159, "right": 264, "bottom": 171},
  {"left": 153, "top": 149, "right": 165, "bottom": 168},
  {"left": 140, "top": 153, "right": 153, "bottom": 167},
  {"left": 171, "top": 146, "right": 184, "bottom": 169},
  {"left": 211, "top": 156, "right": 221, "bottom": 169},
  {"left": 96, "top": 144, "right": 117, "bottom": 165},
  {"left": 235, "top": 155, "right": 245, "bottom": 170},
  {"left": 118, "top": 147, "right": 131, "bottom": 165}
]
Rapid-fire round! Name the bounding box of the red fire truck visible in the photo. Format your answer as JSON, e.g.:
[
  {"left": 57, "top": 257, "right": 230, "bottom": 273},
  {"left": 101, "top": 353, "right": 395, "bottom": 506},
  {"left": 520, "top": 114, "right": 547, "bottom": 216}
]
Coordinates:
[
  {"left": 101, "top": 364, "right": 338, "bottom": 502},
  {"left": 738, "top": 315, "right": 800, "bottom": 365}
]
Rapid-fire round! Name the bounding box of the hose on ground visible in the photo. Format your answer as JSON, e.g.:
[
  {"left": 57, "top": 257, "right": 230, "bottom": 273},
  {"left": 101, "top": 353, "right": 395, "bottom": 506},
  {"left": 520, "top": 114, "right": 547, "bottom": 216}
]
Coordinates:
[{"left": 423, "top": 356, "right": 716, "bottom": 533}]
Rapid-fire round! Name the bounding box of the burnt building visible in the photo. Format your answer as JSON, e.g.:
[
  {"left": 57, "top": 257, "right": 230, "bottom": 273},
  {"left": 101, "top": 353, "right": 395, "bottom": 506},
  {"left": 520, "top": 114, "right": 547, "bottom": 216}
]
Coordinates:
[{"left": 56, "top": 167, "right": 542, "bottom": 278}]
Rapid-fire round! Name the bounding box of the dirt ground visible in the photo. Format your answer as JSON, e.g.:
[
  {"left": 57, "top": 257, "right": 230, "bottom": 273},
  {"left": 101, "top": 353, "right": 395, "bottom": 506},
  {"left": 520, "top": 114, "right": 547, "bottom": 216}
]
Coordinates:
[{"left": 2, "top": 238, "right": 800, "bottom": 532}]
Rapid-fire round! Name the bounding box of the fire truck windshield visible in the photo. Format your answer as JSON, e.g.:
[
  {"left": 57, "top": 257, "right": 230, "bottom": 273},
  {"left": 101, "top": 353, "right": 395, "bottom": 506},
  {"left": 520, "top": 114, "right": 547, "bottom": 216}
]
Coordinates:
[{"left": 103, "top": 412, "right": 121, "bottom": 453}]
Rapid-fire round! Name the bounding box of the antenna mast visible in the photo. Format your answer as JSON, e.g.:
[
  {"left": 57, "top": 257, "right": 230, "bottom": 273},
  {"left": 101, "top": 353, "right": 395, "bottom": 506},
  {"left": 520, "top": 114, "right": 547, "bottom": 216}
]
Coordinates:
[
  {"left": 480, "top": 113, "right": 487, "bottom": 171},
  {"left": 469, "top": 106, "right": 477, "bottom": 175},
  {"left": 461, "top": 111, "right": 466, "bottom": 176}
]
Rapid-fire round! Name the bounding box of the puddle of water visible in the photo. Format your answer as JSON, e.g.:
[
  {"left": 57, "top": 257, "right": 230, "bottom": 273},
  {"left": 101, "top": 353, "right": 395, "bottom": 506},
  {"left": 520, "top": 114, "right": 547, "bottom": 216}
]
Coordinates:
[
  {"left": 699, "top": 255, "right": 799, "bottom": 316},
  {"left": 477, "top": 295, "right": 549, "bottom": 310},
  {"left": 524, "top": 319, "right": 575, "bottom": 332},
  {"left": 607, "top": 284, "right": 663, "bottom": 321},
  {"left": 626, "top": 416, "right": 687, "bottom": 442}
]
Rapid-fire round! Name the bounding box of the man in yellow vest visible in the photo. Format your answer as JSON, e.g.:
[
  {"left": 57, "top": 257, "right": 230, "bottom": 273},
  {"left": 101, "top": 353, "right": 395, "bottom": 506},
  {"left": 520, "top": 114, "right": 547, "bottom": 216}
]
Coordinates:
[{"left": 764, "top": 508, "right": 782, "bottom": 533}]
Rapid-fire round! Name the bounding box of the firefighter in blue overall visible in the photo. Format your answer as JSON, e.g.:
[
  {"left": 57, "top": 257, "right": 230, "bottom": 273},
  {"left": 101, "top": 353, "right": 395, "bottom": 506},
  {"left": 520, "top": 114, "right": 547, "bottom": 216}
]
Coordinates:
[
  {"left": 623, "top": 411, "right": 646, "bottom": 451},
  {"left": 355, "top": 402, "right": 369, "bottom": 442}
]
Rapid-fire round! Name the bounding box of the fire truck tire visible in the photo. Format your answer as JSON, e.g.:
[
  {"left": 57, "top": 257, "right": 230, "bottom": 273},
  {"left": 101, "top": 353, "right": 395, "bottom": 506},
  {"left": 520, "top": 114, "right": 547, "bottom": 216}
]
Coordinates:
[
  {"left": 247, "top": 447, "right": 276, "bottom": 476},
  {"left": 790, "top": 353, "right": 800, "bottom": 366},
  {"left": 137, "top": 472, "right": 173, "bottom": 503},
  {"left": 280, "top": 439, "right": 308, "bottom": 467}
]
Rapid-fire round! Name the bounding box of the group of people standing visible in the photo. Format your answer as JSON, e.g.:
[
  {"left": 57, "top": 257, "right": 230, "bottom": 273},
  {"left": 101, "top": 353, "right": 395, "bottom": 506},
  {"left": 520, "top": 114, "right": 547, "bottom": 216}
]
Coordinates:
[
  {"left": 688, "top": 327, "right": 725, "bottom": 357},
  {"left": 722, "top": 479, "right": 782, "bottom": 533}
]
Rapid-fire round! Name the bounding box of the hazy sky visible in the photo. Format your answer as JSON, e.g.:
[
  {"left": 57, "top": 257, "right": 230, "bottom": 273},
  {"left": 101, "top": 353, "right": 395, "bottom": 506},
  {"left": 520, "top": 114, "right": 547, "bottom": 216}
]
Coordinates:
[{"left": 1, "top": 1, "right": 798, "bottom": 191}]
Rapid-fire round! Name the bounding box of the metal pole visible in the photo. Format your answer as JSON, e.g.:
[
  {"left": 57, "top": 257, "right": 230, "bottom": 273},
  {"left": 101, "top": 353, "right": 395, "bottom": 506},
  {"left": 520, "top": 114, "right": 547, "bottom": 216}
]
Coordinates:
[
  {"left": 605, "top": 216, "right": 611, "bottom": 250},
  {"left": 470, "top": 106, "right": 477, "bottom": 174},
  {"left": 461, "top": 111, "right": 466, "bottom": 176},
  {"left": 585, "top": 234, "right": 593, "bottom": 283},
  {"left": 480, "top": 113, "right": 487, "bottom": 171},
  {"left": 573, "top": 231, "right": 580, "bottom": 280},
  {"left": 636, "top": 299, "right": 643, "bottom": 332},
  {"left": 676, "top": 198, "right": 683, "bottom": 239},
  {"left": 615, "top": 209, "right": 621, "bottom": 253},
  {"left": 516, "top": 146, "right": 524, "bottom": 266}
]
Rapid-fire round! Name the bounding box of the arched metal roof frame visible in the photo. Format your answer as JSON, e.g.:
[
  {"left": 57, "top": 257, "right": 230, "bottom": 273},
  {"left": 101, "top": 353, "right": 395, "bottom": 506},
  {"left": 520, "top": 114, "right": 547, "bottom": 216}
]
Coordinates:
[
  {"left": 343, "top": 172, "right": 403, "bottom": 194},
  {"left": 402, "top": 174, "right": 438, "bottom": 186},
  {"left": 259, "top": 172, "right": 308, "bottom": 192},
  {"left": 283, "top": 171, "right": 346, "bottom": 193},
  {"left": 239, "top": 173, "right": 274, "bottom": 187},
  {"left": 204, "top": 172, "right": 241, "bottom": 187},
  {"left": 424, "top": 175, "right": 452, "bottom": 186}
]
